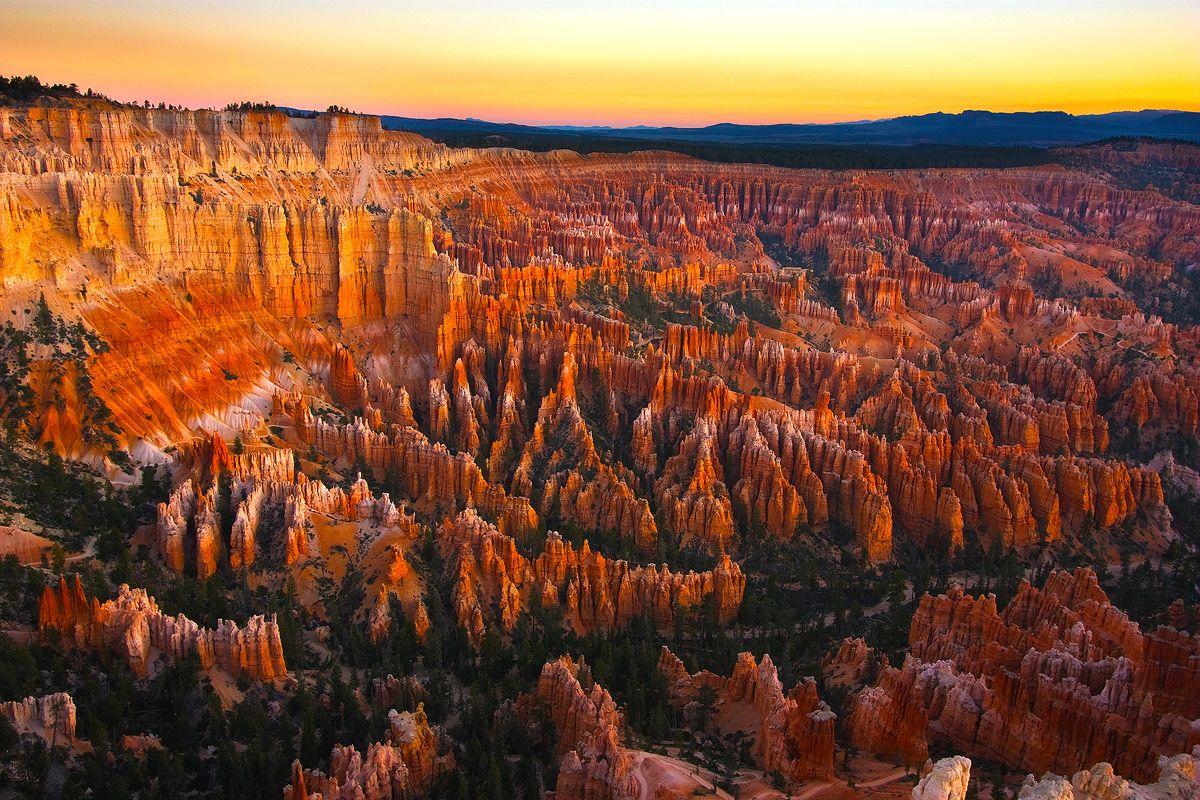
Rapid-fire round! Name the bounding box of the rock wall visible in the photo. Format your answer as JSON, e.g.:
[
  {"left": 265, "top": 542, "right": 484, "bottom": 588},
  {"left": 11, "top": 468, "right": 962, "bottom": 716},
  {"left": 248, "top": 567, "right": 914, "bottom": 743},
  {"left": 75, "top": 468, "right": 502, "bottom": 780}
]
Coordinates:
[
  {"left": 38, "top": 575, "right": 286, "bottom": 681},
  {"left": 437, "top": 508, "right": 744, "bottom": 645},
  {"left": 657, "top": 646, "right": 836, "bottom": 781},
  {"left": 846, "top": 568, "right": 1200, "bottom": 781}
]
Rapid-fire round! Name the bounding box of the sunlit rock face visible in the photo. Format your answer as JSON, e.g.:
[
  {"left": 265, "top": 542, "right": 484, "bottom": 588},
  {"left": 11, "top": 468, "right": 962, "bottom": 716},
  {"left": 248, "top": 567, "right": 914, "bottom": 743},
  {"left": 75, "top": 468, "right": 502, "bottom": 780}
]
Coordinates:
[
  {"left": 658, "top": 646, "right": 837, "bottom": 781},
  {"left": 847, "top": 568, "right": 1200, "bottom": 783},
  {"left": 39, "top": 575, "right": 287, "bottom": 681},
  {"left": 1, "top": 98, "right": 1189, "bottom": 573},
  {"left": 436, "top": 508, "right": 744, "bottom": 646},
  {"left": 3, "top": 89, "right": 1200, "bottom": 800}
]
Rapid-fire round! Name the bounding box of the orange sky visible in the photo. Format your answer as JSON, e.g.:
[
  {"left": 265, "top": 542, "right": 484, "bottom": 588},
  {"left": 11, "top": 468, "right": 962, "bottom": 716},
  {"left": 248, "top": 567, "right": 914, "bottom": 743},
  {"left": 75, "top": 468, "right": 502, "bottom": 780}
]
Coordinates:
[{"left": 2, "top": 0, "right": 1197, "bottom": 126}]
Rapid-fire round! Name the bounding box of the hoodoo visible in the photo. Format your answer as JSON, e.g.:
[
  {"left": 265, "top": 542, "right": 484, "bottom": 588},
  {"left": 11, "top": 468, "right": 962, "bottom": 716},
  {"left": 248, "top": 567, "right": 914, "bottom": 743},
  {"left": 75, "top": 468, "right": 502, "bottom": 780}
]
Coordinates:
[{"left": 2, "top": 40, "right": 1198, "bottom": 799}]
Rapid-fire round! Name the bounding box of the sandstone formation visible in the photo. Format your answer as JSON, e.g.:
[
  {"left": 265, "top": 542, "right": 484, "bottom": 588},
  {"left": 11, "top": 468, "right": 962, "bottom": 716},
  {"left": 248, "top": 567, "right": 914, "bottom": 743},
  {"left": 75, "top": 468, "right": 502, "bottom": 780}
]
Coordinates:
[
  {"left": 536, "top": 656, "right": 639, "bottom": 800},
  {"left": 5, "top": 79, "right": 1200, "bottom": 800},
  {"left": 0, "top": 97, "right": 1189, "bottom": 571},
  {"left": 0, "top": 525, "right": 53, "bottom": 565},
  {"left": 821, "top": 636, "right": 885, "bottom": 689},
  {"left": 913, "top": 748, "right": 1200, "bottom": 800},
  {"left": 658, "top": 646, "right": 836, "bottom": 782},
  {"left": 2, "top": 98, "right": 1199, "bottom": 798},
  {"left": 306, "top": 413, "right": 539, "bottom": 541},
  {"left": 151, "top": 444, "right": 431, "bottom": 643},
  {"left": 156, "top": 457, "right": 406, "bottom": 574},
  {"left": 437, "top": 508, "right": 744, "bottom": 645},
  {"left": 913, "top": 756, "right": 972, "bottom": 800},
  {"left": 846, "top": 568, "right": 1200, "bottom": 781},
  {"left": 0, "top": 692, "right": 77, "bottom": 745},
  {"left": 512, "top": 353, "right": 658, "bottom": 552},
  {"left": 38, "top": 575, "right": 286, "bottom": 681},
  {"left": 436, "top": 510, "right": 744, "bottom": 647},
  {"left": 1017, "top": 748, "right": 1200, "bottom": 800},
  {"left": 283, "top": 704, "right": 454, "bottom": 800}
]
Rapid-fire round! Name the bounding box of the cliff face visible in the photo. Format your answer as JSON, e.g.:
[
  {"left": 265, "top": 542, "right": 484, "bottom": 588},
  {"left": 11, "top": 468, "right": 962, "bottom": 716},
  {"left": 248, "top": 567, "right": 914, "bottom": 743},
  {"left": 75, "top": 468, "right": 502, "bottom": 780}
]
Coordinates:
[
  {"left": 437, "top": 508, "right": 744, "bottom": 646},
  {"left": 2, "top": 99, "right": 1188, "bottom": 568},
  {"left": 846, "top": 568, "right": 1200, "bottom": 782},
  {"left": 0, "top": 105, "right": 461, "bottom": 327},
  {"left": 0, "top": 104, "right": 479, "bottom": 459},
  {"left": 39, "top": 575, "right": 286, "bottom": 681},
  {"left": 657, "top": 646, "right": 836, "bottom": 782},
  {"left": 0, "top": 105, "right": 462, "bottom": 176},
  {"left": 536, "top": 656, "right": 639, "bottom": 800}
]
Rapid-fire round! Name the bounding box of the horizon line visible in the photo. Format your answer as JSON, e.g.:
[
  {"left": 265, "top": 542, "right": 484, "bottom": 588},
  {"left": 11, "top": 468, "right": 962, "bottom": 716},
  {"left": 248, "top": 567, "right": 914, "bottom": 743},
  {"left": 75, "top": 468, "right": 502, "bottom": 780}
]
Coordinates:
[
  {"left": 5, "top": 69, "right": 1198, "bottom": 130},
  {"left": 5, "top": 78, "right": 1193, "bottom": 131}
]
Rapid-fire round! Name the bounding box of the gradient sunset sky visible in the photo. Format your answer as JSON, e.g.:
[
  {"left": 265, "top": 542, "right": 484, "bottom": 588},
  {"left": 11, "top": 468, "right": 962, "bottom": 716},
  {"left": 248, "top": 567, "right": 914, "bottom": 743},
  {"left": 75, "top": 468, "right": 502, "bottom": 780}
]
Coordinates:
[{"left": 2, "top": 0, "right": 1197, "bottom": 126}]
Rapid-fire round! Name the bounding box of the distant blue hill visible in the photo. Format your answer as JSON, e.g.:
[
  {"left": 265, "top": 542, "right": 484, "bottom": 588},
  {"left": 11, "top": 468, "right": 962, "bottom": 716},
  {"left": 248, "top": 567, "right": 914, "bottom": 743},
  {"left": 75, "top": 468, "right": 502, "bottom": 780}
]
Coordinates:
[{"left": 378, "top": 109, "right": 1200, "bottom": 147}]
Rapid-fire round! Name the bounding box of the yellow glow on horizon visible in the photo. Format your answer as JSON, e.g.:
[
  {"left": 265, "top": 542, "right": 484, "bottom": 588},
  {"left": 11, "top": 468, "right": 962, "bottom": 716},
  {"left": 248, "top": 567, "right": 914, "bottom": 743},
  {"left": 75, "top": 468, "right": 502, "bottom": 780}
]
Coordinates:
[{"left": 1, "top": 1, "right": 1197, "bottom": 126}]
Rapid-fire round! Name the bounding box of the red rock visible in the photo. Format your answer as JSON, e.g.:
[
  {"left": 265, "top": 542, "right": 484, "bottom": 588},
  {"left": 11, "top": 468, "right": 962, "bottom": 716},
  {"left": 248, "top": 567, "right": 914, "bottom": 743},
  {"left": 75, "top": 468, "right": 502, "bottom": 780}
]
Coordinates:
[
  {"left": 329, "top": 344, "right": 366, "bottom": 410},
  {"left": 652, "top": 419, "right": 734, "bottom": 551},
  {"left": 284, "top": 704, "right": 454, "bottom": 800},
  {"left": 513, "top": 353, "right": 658, "bottom": 552},
  {"left": 658, "top": 647, "right": 836, "bottom": 782},
  {"left": 437, "top": 509, "right": 743, "bottom": 646},
  {"left": 0, "top": 525, "right": 53, "bottom": 565},
  {"left": 536, "top": 656, "right": 640, "bottom": 800},
  {"left": 39, "top": 578, "right": 286, "bottom": 682},
  {"left": 821, "top": 637, "right": 885, "bottom": 689},
  {"left": 847, "top": 568, "right": 1200, "bottom": 782}
]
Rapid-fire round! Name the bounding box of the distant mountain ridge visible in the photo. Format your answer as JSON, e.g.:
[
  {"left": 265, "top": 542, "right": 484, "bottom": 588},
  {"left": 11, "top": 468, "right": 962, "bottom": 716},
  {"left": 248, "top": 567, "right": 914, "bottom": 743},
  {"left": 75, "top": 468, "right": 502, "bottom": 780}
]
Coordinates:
[{"left": 380, "top": 109, "right": 1200, "bottom": 147}]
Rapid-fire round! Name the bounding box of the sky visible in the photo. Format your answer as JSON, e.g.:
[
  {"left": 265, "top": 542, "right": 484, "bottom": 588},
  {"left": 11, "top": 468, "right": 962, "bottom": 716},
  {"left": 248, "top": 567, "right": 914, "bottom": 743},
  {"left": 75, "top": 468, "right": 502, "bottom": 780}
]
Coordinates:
[{"left": 1, "top": 0, "right": 1197, "bottom": 127}]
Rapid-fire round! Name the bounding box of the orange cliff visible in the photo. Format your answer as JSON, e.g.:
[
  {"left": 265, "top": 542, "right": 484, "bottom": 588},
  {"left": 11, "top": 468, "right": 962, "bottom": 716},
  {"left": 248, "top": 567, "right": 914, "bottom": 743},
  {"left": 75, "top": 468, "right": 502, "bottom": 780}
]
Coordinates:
[
  {"left": 845, "top": 568, "right": 1200, "bottom": 782},
  {"left": 0, "top": 98, "right": 1192, "bottom": 571},
  {"left": 436, "top": 508, "right": 744, "bottom": 646},
  {"left": 39, "top": 575, "right": 286, "bottom": 682},
  {"left": 0, "top": 103, "right": 479, "bottom": 457},
  {"left": 535, "top": 656, "right": 640, "bottom": 800},
  {"left": 658, "top": 647, "right": 836, "bottom": 782},
  {"left": 0, "top": 105, "right": 463, "bottom": 328}
]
